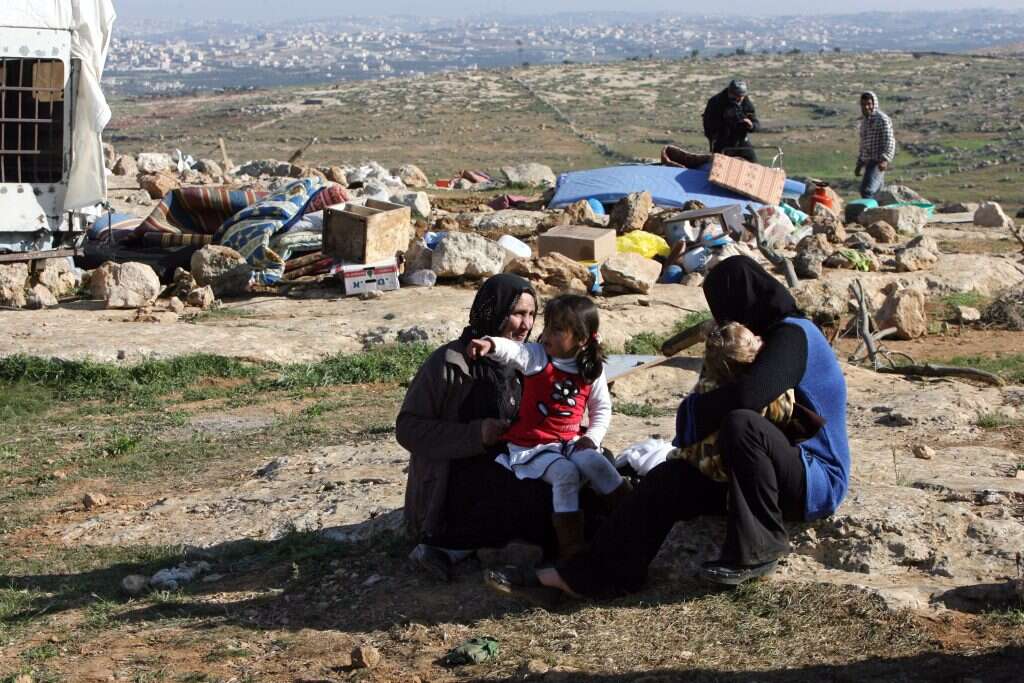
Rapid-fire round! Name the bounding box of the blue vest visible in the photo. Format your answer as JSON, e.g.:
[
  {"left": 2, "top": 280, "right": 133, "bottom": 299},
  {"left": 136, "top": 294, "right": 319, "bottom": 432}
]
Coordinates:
[{"left": 786, "top": 317, "right": 850, "bottom": 520}]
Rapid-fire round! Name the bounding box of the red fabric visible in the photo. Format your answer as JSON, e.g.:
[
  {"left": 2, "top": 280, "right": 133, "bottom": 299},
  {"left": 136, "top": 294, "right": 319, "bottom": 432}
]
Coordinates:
[
  {"left": 503, "top": 361, "right": 591, "bottom": 447},
  {"left": 304, "top": 184, "right": 349, "bottom": 214}
]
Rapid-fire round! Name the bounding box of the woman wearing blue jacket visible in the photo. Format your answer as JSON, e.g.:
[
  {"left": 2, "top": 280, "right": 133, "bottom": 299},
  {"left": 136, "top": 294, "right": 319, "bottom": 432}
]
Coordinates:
[{"left": 488, "top": 255, "right": 850, "bottom": 599}]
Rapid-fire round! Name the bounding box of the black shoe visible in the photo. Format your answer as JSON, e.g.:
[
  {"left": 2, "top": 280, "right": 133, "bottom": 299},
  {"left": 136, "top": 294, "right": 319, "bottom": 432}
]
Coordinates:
[
  {"left": 700, "top": 558, "right": 778, "bottom": 586},
  {"left": 484, "top": 565, "right": 562, "bottom": 609},
  {"left": 409, "top": 544, "right": 452, "bottom": 583}
]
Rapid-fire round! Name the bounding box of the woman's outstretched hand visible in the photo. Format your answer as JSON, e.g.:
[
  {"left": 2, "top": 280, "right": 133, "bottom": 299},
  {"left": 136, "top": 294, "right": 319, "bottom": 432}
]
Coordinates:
[
  {"left": 467, "top": 338, "right": 495, "bottom": 359},
  {"left": 481, "top": 418, "right": 511, "bottom": 446}
]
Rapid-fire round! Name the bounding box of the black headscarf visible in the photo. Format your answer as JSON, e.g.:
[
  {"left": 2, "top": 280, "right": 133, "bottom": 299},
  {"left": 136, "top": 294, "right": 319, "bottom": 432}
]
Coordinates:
[
  {"left": 457, "top": 274, "right": 538, "bottom": 426},
  {"left": 702, "top": 256, "right": 801, "bottom": 336},
  {"left": 460, "top": 273, "right": 537, "bottom": 342}
]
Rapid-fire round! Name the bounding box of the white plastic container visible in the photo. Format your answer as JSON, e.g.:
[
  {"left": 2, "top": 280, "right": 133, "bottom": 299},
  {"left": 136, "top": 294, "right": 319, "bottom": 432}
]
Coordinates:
[{"left": 497, "top": 234, "right": 532, "bottom": 260}]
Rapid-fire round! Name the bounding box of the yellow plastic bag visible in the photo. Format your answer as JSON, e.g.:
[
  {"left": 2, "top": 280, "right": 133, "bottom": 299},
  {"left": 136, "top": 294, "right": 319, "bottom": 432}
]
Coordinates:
[{"left": 616, "top": 231, "right": 670, "bottom": 259}]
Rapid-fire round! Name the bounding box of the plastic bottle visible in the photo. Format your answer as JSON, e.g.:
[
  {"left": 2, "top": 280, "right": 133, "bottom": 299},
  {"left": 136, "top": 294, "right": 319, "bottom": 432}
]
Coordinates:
[{"left": 497, "top": 234, "right": 532, "bottom": 260}]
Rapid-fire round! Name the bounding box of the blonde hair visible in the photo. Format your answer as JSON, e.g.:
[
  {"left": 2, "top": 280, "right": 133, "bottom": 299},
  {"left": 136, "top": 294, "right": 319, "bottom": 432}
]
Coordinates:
[{"left": 703, "top": 322, "right": 763, "bottom": 383}]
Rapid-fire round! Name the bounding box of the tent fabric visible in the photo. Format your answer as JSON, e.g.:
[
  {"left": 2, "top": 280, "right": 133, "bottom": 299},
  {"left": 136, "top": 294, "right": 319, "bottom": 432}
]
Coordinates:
[
  {"left": 549, "top": 165, "right": 806, "bottom": 211},
  {"left": 0, "top": 0, "right": 116, "bottom": 211}
]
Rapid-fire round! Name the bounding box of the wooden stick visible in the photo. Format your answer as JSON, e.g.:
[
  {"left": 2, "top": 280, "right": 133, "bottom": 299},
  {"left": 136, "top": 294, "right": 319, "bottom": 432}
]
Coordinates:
[
  {"left": 878, "top": 363, "right": 1005, "bottom": 387},
  {"left": 660, "top": 320, "right": 712, "bottom": 357},
  {"left": 218, "top": 137, "right": 233, "bottom": 172},
  {"left": 288, "top": 136, "right": 319, "bottom": 164}
]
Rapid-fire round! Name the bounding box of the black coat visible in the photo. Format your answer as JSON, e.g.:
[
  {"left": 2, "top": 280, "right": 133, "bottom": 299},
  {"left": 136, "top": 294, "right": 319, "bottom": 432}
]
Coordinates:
[{"left": 702, "top": 88, "right": 760, "bottom": 152}]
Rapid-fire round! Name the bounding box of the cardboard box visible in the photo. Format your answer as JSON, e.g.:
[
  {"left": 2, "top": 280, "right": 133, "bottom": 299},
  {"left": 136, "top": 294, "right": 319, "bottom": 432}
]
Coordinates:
[
  {"left": 333, "top": 258, "right": 401, "bottom": 296},
  {"left": 538, "top": 225, "right": 617, "bottom": 262},
  {"left": 323, "top": 199, "right": 412, "bottom": 264},
  {"left": 708, "top": 154, "right": 785, "bottom": 206}
]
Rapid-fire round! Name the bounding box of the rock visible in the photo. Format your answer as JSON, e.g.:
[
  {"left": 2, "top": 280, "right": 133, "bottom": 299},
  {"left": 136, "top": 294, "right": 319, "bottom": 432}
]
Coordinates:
[
  {"left": 351, "top": 644, "right": 381, "bottom": 669},
  {"left": 875, "top": 185, "right": 926, "bottom": 205},
  {"left": 136, "top": 152, "right": 175, "bottom": 174},
  {"left": 111, "top": 154, "right": 138, "bottom": 176},
  {"left": 121, "top": 574, "right": 149, "bottom": 597},
  {"left": 956, "top": 305, "right": 981, "bottom": 323},
  {"left": 393, "top": 163, "right": 429, "bottom": 188},
  {"left": 680, "top": 272, "right": 704, "bottom": 287},
  {"left": 500, "top": 162, "right": 556, "bottom": 188},
  {"left": 609, "top": 191, "right": 653, "bottom": 233},
  {"left": 811, "top": 208, "right": 848, "bottom": 243},
  {"left": 938, "top": 201, "right": 978, "bottom": 214},
  {"left": 391, "top": 191, "right": 431, "bottom": 219},
  {"left": 431, "top": 232, "right": 507, "bottom": 279},
  {"left": 139, "top": 173, "right": 180, "bottom": 200},
  {"left": 896, "top": 246, "right": 938, "bottom": 272},
  {"left": 171, "top": 267, "right": 197, "bottom": 299},
  {"left": 33, "top": 258, "right": 81, "bottom": 299},
  {"left": 194, "top": 158, "right": 224, "bottom": 177},
  {"left": 858, "top": 206, "right": 928, "bottom": 236},
  {"left": 600, "top": 253, "right": 661, "bottom": 294},
  {"left": 974, "top": 201, "right": 1014, "bottom": 229},
  {"left": 875, "top": 284, "right": 927, "bottom": 340},
  {"left": 25, "top": 284, "right": 59, "bottom": 309},
  {"left": 191, "top": 245, "right": 247, "bottom": 287},
  {"left": 186, "top": 285, "right": 216, "bottom": 309},
  {"left": 90, "top": 261, "right": 162, "bottom": 309},
  {"left": 505, "top": 252, "right": 594, "bottom": 296},
  {"left": 866, "top": 220, "right": 899, "bottom": 243},
  {"left": 168, "top": 296, "right": 186, "bottom": 314},
  {"left": 845, "top": 231, "right": 876, "bottom": 251},
  {"left": 912, "top": 444, "right": 935, "bottom": 460},
  {"left": 906, "top": 234, "right": 940, "bottom": 254},
  {"left": 237, "top": 159, "right": 280, "bottom": 177},
  {"left": 0, "top": 263, "right": 29, "bottom": 308},
  {"left": 520, "top": 659, "right": 551, "bottom": 676},
  {"left": 793, "top": 280, "right": 850, "bottom": 323},
  {"left": 325, "top": 166, "right": 348, "bottom": 184},
  {"left": 83, "top": 492, "right": 110, "bottom": 509},
  {"left": 794, "top": 233, "right": 833, "bottom": 279},
  {"left": 461, "top": 210, "right": 546, "bottom": 238},
  {"left": 565, "top": 199, "right": 597, "bottom": 225},
  {"left": 103, "top": 142, "right": 117, "bottom": 168}
]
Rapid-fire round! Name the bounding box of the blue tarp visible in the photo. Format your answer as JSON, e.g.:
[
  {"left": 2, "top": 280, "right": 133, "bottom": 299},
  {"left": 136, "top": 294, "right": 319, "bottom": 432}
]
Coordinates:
[{"left": 549, "top": 164, "right": 807, "bottom": 210}]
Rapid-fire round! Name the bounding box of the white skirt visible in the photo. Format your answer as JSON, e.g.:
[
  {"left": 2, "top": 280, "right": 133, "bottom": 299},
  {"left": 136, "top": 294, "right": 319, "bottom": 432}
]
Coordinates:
[{"left": 495, "top": 439, "right": 579, "bottom": 481}]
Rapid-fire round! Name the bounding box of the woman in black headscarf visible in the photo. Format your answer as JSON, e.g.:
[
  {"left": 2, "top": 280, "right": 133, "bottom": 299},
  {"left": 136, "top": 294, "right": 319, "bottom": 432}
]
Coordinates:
[
  {"left": 487, "top": 256, "right": 849, "bottom": 599},
  {"left": 397, "top": 274, "right": 555, "bottom": 580}
]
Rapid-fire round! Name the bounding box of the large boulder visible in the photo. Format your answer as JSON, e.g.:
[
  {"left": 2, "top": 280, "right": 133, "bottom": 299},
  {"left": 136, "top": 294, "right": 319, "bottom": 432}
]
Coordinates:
[
  {"left": 810, "top": 207, "right": 848, "bottom": 244},
  {"left": 390, "top": 191, "right": 431, "bottom": 219},
  {"left": 875, "top": 284, "right": 927, "bottom": 340},
  {"left": 793, "top": 280, "right": 850, "bottom": 323},
  {"left": 858, "top": 206, "right": 928, "bottom": 236},
  {"left": 25, "top": 284, "right": 59, "bottom": 309},
  {"left": 895, "top": 246, "right": 938, "bottom": 272},
  {"left": 190, "top": 245, "right": 252, "bottom": 296},
  {"left": 111, "top": 155, "right": 138, "bottom": 177},
  {"left": 505, "top": 253, "right": 594, "bottom": 296},
  {"left": 0, "top": 262, "right": 30, "bottom": 308},
  {"left": 34, "top": 258, "right": 81, "bottom": 299},
  {"left": 609, "top": 191, "right": 653, "bottom": 234},
  {"left": 139, "top": 173, "right": 180, "bottom": 200},
  {"left": 866, "top": 220, "right": 899, "bottom": 244},
  {"left": 90, "top": 261, "right": 162, "bottom": 309},
  {"left": 974, "top": 201, "right": 1014, "bottom": 229},
  {"left": 194, "top": 159, "right": 224, "bottom": 178},
  {"left": 136, "top": 152, "right": 175, "bottom": 174},
  {"left": 600, "top": 253, "right": 660, "bottom": 294},
  {"left": 431, "top": 232, "right": 507, "bottom": 279},
  {"left": 392, "top": 164, "right": 429, "bottom": 189},
  {"left": 794, "top": 233, "right": 833, "bottom": 279},
  {"left": 875, "top": 185, "right": 926, "bottom": 205},
  {"left": 500, "top": 162, "right": 556, "bottom": 188},
  {"left": 565, "top": 199, "right": 598, "bottom": 225},
  {"left": 461, "top": 210, "right": 546, "bottom": 238}
]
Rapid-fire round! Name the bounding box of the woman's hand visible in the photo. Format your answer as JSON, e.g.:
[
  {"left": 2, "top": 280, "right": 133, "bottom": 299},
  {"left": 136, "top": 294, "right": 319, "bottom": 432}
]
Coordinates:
[
  {"left": 480, "top": 418, "right": 511, "bottom": 446},
  {"left": 570, "top": 436, "right": 598, "bottom": 455},
  {"left": 467, "top": 338, "right": 495, "bottom": 359}
]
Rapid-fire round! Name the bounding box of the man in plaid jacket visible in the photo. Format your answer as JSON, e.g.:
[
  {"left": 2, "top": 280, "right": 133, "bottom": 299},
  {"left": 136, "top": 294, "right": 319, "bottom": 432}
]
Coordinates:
[{"left": 854, "top": 91, "right": 896, "bottom": 199}]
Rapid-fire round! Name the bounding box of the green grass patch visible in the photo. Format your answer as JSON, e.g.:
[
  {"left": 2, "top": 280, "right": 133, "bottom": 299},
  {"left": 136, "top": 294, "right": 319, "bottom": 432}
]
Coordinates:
[
  {"left": 942, "top": 353, "right": 1024, "bottom": 385},
  {"left": 940, "top": 290, "right": 989, "bottom": 319},
  {"left": 975, "top": 413, "right": 1022, "bottom": 430},
  {"left": 267, "top": 344, "right": 432, "bottom": 390},
  {"left": 188, "top": 307, "right": 256, "bottom": 324},
  {"left": 615, "top": 401, "right": 672, "bottom": 418},
  {"left": 0, "top": 381, "right": 55, "bottom": 424},
  {"left": 623, "top": 311, "right": 711, "bottom": 355}
]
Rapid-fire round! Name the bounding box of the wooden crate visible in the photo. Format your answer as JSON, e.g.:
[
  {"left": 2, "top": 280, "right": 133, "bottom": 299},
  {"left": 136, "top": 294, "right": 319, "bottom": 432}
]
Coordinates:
[
  {"left": 323, "top": 199, "right": 412, "bottom": 264},
  {"left": 708, "top": 154, "right": 785, "bottom": 206}
]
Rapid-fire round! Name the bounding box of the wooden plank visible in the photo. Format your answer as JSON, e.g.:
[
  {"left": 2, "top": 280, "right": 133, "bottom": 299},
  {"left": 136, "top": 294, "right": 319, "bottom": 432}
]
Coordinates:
[{"left": 708, "top": 154, "right": 785, "bottom": 206}]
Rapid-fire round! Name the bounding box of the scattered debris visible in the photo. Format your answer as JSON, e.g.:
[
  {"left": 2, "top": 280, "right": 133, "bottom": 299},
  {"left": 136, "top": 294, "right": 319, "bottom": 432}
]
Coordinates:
[
  {"left": 444, "top": 637, "right": 500, "bottom": 666},
  {"left": 149, "top": 561, "right": 211, "bottom": 590},
  {"left": 121, "top": 574, "right": 149, "bottom": 597}
]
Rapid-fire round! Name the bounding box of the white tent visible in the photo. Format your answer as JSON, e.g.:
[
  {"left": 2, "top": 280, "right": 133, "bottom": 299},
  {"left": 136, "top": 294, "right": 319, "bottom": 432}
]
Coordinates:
[{"left": 0, "top": 0, "right": 116, "bottom": 210}]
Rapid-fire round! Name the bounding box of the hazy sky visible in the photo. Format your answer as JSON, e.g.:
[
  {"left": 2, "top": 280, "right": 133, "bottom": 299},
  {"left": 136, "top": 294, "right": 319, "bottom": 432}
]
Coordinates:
[{"left": 114, "top": 0, "right": 1024, "bottom": 21}]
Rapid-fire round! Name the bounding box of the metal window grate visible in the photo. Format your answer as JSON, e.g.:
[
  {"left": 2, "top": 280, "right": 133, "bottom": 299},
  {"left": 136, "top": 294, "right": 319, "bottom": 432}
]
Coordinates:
[{"left": 0, "top": 58, "right": 65, "bottom": 184}]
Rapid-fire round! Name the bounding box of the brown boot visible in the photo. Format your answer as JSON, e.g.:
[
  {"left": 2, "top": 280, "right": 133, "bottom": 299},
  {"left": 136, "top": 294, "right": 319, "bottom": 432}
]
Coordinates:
[
  {"left": 601, "top": 479, "right": 634, "bottom": 514},
  {"left": 551, "top": 511, "right": 586, "bottom": 560}
]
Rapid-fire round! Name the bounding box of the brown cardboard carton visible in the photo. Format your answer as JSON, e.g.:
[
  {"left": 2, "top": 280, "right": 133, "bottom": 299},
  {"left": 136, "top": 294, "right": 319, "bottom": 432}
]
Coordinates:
[
  {"left": 538, "top": 225, "right": 617, "bottom": 262},
  {"left": 708, "top": 154, "right": 785, "bottom": 206},
  {"left": 323, "top": 199, "right": 412, "bottom": 264}
]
